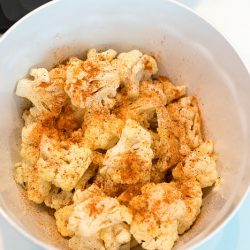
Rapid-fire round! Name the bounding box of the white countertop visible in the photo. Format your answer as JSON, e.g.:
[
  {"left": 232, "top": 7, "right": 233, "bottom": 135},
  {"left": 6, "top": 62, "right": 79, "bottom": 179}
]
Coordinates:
[{"left": 0, "top": 0, "right": 249, "bottom": 249}]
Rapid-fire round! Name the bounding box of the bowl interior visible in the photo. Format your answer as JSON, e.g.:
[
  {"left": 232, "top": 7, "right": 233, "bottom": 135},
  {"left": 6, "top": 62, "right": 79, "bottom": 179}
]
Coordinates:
[{"left": 0, "top": 0, "right": 249, "bottom": 249}]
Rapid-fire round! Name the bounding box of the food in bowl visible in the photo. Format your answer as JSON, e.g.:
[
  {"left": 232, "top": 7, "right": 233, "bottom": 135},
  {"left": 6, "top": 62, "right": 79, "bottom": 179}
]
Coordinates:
[{"left": 14, "top": 48, "right": 218, "bottom": 250}]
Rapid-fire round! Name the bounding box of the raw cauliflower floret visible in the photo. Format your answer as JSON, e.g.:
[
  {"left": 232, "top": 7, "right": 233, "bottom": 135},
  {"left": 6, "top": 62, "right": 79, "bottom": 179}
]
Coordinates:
[
  {"left": 68, "top": 184, "right": 132, "bottom": 237},
  {"left": 16, "top": 68, "right": 67, "bottom": 119},
  {"left": 55, "top": 205, "right": 74, "bottom": 237},
  {"left": 94, "top": 171, "right": 125, "bottom": 197},
  {"left": 155, "top": 96, "right": 203, "bottom": 172},
  {"left": 69, "top": 235, "right": 105, "bottom": 250},
  {"left": 170, "top": 179, "right": 202, "bottom": 234},
  {"left": 173, "top": 141, "right": 218, "bottom": 188},
  {"left": 87, "top": 48, "right": 117, "bottom": 62},
  {"left": 56, "top": 104, "right": 85, "bottom": 133},
  {"left": 15, "top": 111, "right": 57, "bottom": 200},
  {"left": 100, "top": 119, "right": 154, "bottom": 185},
  {"left": 129, "top": 183, "right": 186, "bottom": 250},
  {"left": 151, "top": 77, "right": 186, "bottom": 104},
  {"left": 99, "top": 223, "right": 131, "bottom": 250},
  {"left": 37, "top": 136, "right": 92, "bottom": 191},
  {"left": 64, "top": 49, "right": 120, "bottom": 109},
  {"left": 113, "top": 50, "right": 158, "bottom": 99},
  {"left": 44, "top": 186, "right": 73, "bottom": 210},
  {"left": 82, "top": 109, "right": 124, "bottom": 150},
  {"left": 26, "top": 168, "right": 51, "bottom": 204},
  {"left": 75, "top": 165, "right": 98, "bottom": 190}
]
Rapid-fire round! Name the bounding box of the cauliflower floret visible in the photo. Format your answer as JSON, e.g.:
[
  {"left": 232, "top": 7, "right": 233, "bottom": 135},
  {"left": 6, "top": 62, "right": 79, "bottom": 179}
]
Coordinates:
[
  {"left": 16, "top": 68, "right": 67, "bottom": 119},
  {"left": 44, "top": 186, "right": 73, "bottom": 210},
  {"left": 55, "top": 205, "right": 74, "bottom": 237},
  {"left": 150, "top": 77, "right": 186, "bottom": 104},
  {"left": 113, "top": 50, "right": 158, "bottom": 99},
  {"left": 155, "top": 96, "right": 203, "bottom": 172},
  {"left": 118, "top": 184, "right": 142, "bottom": 206},
  {"left": 135, "top": 77, "right": 186, "bottom": 111},
  {"left": 75, "top": 165, "right": 98, "bottom": 190},
  {"left": 94, "top": 171, "right": 124, "bottom": 197},
  {"left": 15, "top": 111, "right": 58, "bottom": 191},
  {"left": 87, "top": 49, "right": 117, "bottom": 62},
  {"left": 173, "top": 141, "right": 218, "bottom": 188},
  {"left": 99, "top": 223, "right": 131, "bottom": 250},
  {"left": 56, "top": 104, "right": 85, "bottom": 133},
  {"left": 150, "top": 166, "right": 166, "bottom": 183},
  {"left": 37, "top": 136, "right": 92, "bottom": 191},
  {"left": 82, "top": 109, "right": 124, "bottom": 150},
  {"left": 26, "top": 169, "right": 51, "bottom": 204},
  {"left": 64, "top": 49, "right": 120, "bottom": 109},
  {"left": 100, "top": 119, "right": 153, "bottom": 185},
  {"left": 69, "top": 235, "right": 105, "bottom": 250},
  {"left": 170, "top": 179, "right": 202, "bottom": 234},
  {"left": 68, "top": 184, "right": 132, "bottom": 238},
  {"left": 129, "top": 183, "right": 186, "bottom": 250}
]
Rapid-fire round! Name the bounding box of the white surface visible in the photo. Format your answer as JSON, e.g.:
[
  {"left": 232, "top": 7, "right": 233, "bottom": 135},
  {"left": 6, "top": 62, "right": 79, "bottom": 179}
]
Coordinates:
[{"left": 0, "top": 0, "right": 249, "bottom": 249}]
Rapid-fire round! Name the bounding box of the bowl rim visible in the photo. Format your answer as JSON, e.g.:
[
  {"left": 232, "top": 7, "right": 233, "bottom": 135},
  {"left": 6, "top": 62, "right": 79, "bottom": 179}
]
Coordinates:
[{"left": 0, "top": 0, "right": 249, "bottom": 249}]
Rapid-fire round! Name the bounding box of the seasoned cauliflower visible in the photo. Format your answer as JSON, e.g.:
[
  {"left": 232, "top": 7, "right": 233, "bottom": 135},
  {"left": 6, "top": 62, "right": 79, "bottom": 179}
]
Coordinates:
[
  {"left": 173, "top": 141, "right": 218, "bottom": 188},
  {"left": 16, "top": 68, "right": 67, "bottom": 119},
  {"left": 15, "top": 48, "right": 219, "bottom": 250},
  {"left": 44, "top": 186, "right": 73, "bottom": 210},
  {"left": 118, "top": 184, "right": 142, "bottom": 206},
  {"left": 82, "top": 109, "right": 124, "bottom": 150},
  {"left": 170, "top": 179, "right": 202, "bottom": 234},
  {"left": 100, "top": 119, "right": 153, "bottom": 185},
  {"left": 87, "top": 48, "right": 117, "bottom": 62},
  {"left": 55, "top": 205, "right": 75, "bottom": 237},
  {"left": 99, "top": 223, "right": 131, "bottom": 250},
  {"left": 129, "top": 183, "right": 186, "bottom": 250},
  {"left": 68, "top": 184, "right": 132, "bottom": 237},
  {"left": 69, "top": 235, "right": 105, "bottom": 250},
  {"left": 156, "top": 96, "right": 203, "bottom": 172},
  {"left": 26, "top": 168, "right": 51, "bottom": 204},
  {"left": 37, "top": 136, "right": 92, "bottom": 191},
  {"left": 113, "top": 50, "right": 158, "bottom": 99},
  {"left": 75, "top": 165, "right": 98, "bottom": 190},
  {"left": 56, "top": 104, "right": 85, "bottom": 133},
  {"left": 94, "top": 171, "right": 125, "bottom": 197},
  {"left": 64, "top": 49, "right": 120, "bottom": 109}
]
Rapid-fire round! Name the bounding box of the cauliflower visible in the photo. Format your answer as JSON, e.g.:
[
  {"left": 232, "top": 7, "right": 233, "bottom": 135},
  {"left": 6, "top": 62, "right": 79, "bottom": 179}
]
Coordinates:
[
  {"left": 44, "top": 186, "right": 73, "bottom": 210},
  {"left": 129, "top": 183, "right": 186, "bottom": 250},
  {"left": 26, "top": 169, "right": 51, "bottom": 204},
  {"left": 113, "top": 50, "right": 158, "bottom": 99},
  {"left": 99, "top": 223, "right": 131, "bottom": 250},
  {"left": 114, "top": 78, "right": 185, "bottom": 129},
  {"left": 37, "top": 136, "right": 92, "bottom": 191},
  {"left": 173, "top": 141, "right": 218, "bottom": 188},
  {"left": 170, "top": 179, "right": 202, "bottom": 234},
  {"left": 87, "top": 48, "right": 117, "bottom": 62},
  {"left": 75, "top": 165, "right": 98, "bottom": 190},
  {"left": 100, "top": 119, "right": 153, "bottom": 185},
  {"left": 150, "top": 77, "right": 186, "bottom": 104},
  {"left": 68, "top": 184, "right": 132, "bottom": 237},
  {"left": 55, "top": 205, "right": 74, "bottom": 237},
  {"left": 16, "top": 68, "right": 67, "bottom": 119},
  {"left": 64, "top": 49, "right": 120, "bottom": 109},
  {"left": 56, "top": 104, "right": 85, "bottom": 133},
  {"left": 118, "top": 184, "right": 142, "bottom": 206},
  {"left": 150, "top": 166, "right": 166, "bottom": 183},
  {"left": 155, "top": 96, "right": 203, "bottom": 172},
  {"left": 15, "top": 111, "right": 57, "bottom": 197},
  {"left": 69, "top": 235, "right": 105, "bottom": 250},
  {"left": 94, "top": 171, "right": 125, "bottom": 197},
  {"left": 82, "top": 109, "right": 124, "bottom": 150}
]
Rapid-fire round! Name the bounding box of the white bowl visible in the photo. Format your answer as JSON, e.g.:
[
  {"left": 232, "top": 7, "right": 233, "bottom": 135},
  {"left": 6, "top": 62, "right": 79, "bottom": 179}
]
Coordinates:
[{"left": 0, "top": 0, "right": 249, "bottom": 249}]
